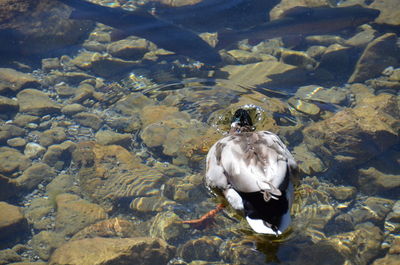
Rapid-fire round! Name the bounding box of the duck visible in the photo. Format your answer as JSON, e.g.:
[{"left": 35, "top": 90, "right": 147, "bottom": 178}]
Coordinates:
[{"left": 205, "top": 108, "right": 298, "bottom": 235}]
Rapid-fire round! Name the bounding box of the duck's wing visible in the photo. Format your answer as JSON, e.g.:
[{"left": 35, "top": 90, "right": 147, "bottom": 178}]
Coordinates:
[
  {"left": 218, "top": 131, "right": 296, "bottom": 194},
  {"left": 205, "top": 136, "right": 232, "bottom": 190}
]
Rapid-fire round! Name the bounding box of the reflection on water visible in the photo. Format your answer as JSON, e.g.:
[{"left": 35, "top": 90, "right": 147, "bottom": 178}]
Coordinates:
[{"left": 0, "top": 0, "right": 399, "bottom": 264}]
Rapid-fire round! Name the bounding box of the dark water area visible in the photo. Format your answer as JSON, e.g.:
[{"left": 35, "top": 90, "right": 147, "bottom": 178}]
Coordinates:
[{"left": 0, "top": 0, "right": 399, "bottom": 264}]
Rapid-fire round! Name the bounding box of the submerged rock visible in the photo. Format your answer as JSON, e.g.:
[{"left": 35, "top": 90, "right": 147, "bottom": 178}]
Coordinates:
[
  {"left": 0, "top": 0, "right": 93, "bottom": 56},
  {"left": 0, "top": 96, "right": 18, "bottom": 114},
  {"left": 280, "top": 49, "right": 316, "bottom": 69},
  {"left": 72, "top": 142, "right": 164, "bottom": 208},
  {"left": 95, "top": 130, "right": 132, "bottom": 148},
  {"left": 292, "top": 144, "right": 326, "bottom": 175},
  {"left": 107, "top": 37, "right": 151, "bottom": 60},
  {"left": 288, "top": 97, "right": 320, "bottom": 116},
  {"left": 17, "top": 89, "right": 61, "bottom": 115},
  {"left": 73, "top": 112, "right": 103, "bottom": 130},
  {"left": 11, "top": 163, "right": 55, "bottom": 191},
  {"left": 218, "top": 61, "right": 309, "bottom": 88},
  {"left": 149, "top": 211, "right": 186, "bottom": 244},
  {"left": 130, "top": 196, "right": 176, "bottom": 213},
  {"left": 61, "top": 103, "right": 86, "bottom": 115},
  {"left": 71, "top": 217, "right": 142, "bottom": 240},
  {"left": 178, "top": 236, "right": 223, "bottom": 262},
  {"left": 6, "top": 137, "right": 26, "bottom": 148},
  {"left": 303, "top": 93, "right": 399, "bottom": 172},
  {"left": 349, "top": 33, "right": 400, "bottom": 83},
  {"left": 42, "top": 141, "right": 76, "bottom": 170},
  {"left": 55, "top": 193, "right": 107, "bottom": 236},
  {"left": 0, "top": 124, "right": 26, "bottom": 144},
  {"left": 0, "top": 147, "right": 31, "bottom": 176},
  {"left": 24, "top": 197, "right": 53, "bottom": 230},
  {"left": 39, "top": 127, "right": 67, "bottom": 147},
  {"left": 24, "top": 142, "right": 46, "bottom": 159},
  {"left": 372, "top": 237, "right": 400, "bottom": 265},
  {"left": 358, "top": 167, "right": 400, "bottom": 195},
  {"left": 49, "top": 237, "right": 175, "bottom": 265},
  {"left": 0, "top": 248, "right": 21, "bottom": 265},
  {"left": 31, "top": 231, "right": 65, "bottom": 261},
  {"left": 328, "top": 223, "right": 383, "bottom": 264},
  {"left": 0, "top": 202, "right": 29, "bottom": 248},
  {"left": 370, "top": 0, "right": 400, "bottom": 26},
  {"left": 335, "top": 197, "right": 394, "bottom": 229},
  {"left": 295, "top": 85, "right": 348, "bottom": 106},
  {"left": 71, "top": 51, "right": 141, "bottom": 78},
  {"left": 0, "top": 68, "right": 40, "bottom": 95},
  {"left": 269, "top": 0, "right": 332, "bottom": 20}
]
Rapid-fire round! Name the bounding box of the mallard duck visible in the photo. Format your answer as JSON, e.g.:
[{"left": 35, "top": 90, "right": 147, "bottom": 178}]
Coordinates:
[{"left": 206, "top": 109, "right": 297, "bottom": 235}]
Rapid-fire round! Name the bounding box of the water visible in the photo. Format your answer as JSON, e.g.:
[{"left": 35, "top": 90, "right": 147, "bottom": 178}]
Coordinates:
[{"left": 0, "top": 0, "right": 399, "bottom": 264}]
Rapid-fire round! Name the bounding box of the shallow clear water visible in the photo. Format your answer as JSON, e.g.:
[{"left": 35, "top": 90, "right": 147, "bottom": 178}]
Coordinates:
[{"left": 0, "top": 0, "right": 399, "bottom": 264}]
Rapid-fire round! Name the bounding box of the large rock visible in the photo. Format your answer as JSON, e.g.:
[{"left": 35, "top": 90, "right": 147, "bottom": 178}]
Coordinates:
[
  {"left": 71, "top": 217, "right": 142, "bottom": 240},
  {"left": 107, "top": 37, "right": 151, "bottom": 60},
  {"left": 73, "top": 112, "right": 103, "bottom": 130},
  {"left": 42, "top": 141, "right": 76, "bottom": 170},
  {"left": 0, "top": 0, "right": 93, "bottom": 56},
  {"left": 178, "top": 236, "right": 223, "bottom": 262},
  {"left": 0, "top": 68, "right": 40, "bottom": 95},
  {"left": 348, "top": 33, "right": 400, "bottom": 83},
  {"left": 24, "top": 197, "right": 54, "bottom": 230},
  {"left": 370, "top": 0, "right": 400, "bottom": 26},
  {"left": 71, "top": 51, "right": 140, "bottom": 78},
  {"left": 0, "top": 96, "right": 18, "bottom": 113},
  {"left": 39, "top": 127, "right": 67, "bottom": 147},
  {"left": 31, "top": 231, "right": 65, "bottom": 261},
  {"left": 72, "top": 142, "right": 164, "bottom": 208},
  {"left": 17, "top": 89, "right": 61, "bottom": 115},
  {"left": 0, "top": 124, "right": 26, "bottom": 144},
  {"left": 269, "top": 0, "right": 332, "bottom": 20},
  {"left": 218, "top": 61, "right": 309, "bottom": 88},
  {"left": 55, "top": 193, "right": 107, "bottom": 236},
  {"left": 0, "top": 0, "right": 35, "bottom": 23},
  {"left": 11, "top": 162, "right": 55, "bottom": 191},
  {"left": 358, "top": 167, "right": 400, "bottom": 195},
  {"left": 95, "top": 130, "right": 132, "bottom": 148},
  {"left": 48, "top": 237, "right": 175, "bottom": 265},
  {"left": 0, "top": 147, "right": 31, "bottom": 176},
  {"left": 303, "top": 93, "right": 399, "bottom": 171},
  {"left": 328, "top": 223, "right": 383, "bottom": 264},
  {"left": 0, "top": 202, "right": 29, "bottom": 248}
]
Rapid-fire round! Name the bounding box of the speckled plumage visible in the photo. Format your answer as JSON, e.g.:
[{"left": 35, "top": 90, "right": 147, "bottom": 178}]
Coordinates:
[{"left": 206, "top": 110, "right": 297, "bottom": 235}]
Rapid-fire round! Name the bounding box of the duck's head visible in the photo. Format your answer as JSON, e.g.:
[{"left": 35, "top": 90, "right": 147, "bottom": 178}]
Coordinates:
[{"left": 230, "top": 109, "right": 254, "bottom": 133}]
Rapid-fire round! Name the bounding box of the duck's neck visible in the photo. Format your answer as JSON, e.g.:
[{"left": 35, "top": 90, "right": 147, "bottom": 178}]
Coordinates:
[{"left": 229, "top": 124, "right": 254, "bottom": 134}]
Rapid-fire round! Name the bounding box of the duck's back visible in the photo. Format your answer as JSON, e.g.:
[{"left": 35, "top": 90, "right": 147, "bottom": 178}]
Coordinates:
[{"left": 206, "top": 131, "right": 297, "bottom": 193}]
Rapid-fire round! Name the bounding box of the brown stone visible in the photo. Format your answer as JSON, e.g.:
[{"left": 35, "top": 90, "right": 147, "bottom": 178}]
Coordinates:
[
  {"left": 11, "top": 162, "right": 55, "bottom": 191},
  {"left": 370, "top": 0, "right": 400, "bottom": 26},
  {"left": 72, "top": 142, "right": 164, "bottom": 207},
  {"left": 49, "top": 237, "right": 175, "bottom": 265},
  {"left": 0, "top": 202, "right": 28, "bottom": 247},
  {"left": 73, "top": 112, "right": 103, "bottom": 130},
  {"left": 0, "top": 147, "right": 31, "bottom": 176},
  {"left": 17, "top": 89, "right": 61, "bottom": 115},
  {"left": 304, "top": 94, "right": 399, "bottom": 170},
  {"left": 55, "top": 193, "right": 107, "bottom": 236},
  {"left": 71, "top": 217, "right": 142, "bottom": 240},
  {"left": 0, "top": 68, "right": 40, "bottom": 94},
  {"left": 349, "top": 33, "right": 400, "bottom": 83}
]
